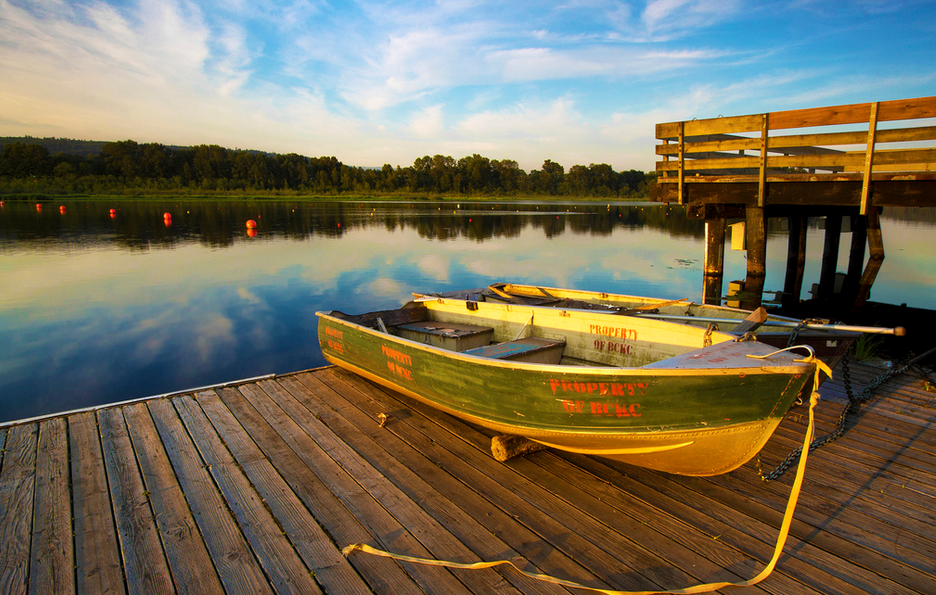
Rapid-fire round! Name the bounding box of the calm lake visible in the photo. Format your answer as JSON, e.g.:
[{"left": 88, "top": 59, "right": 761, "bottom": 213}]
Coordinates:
[{"left": 1, "top": 198, "right": 934, "bottom": 422}]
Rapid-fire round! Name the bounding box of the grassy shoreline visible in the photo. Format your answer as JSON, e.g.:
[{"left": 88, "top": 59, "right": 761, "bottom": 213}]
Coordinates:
[{"left": 1, "top": 191, "right": 655, "bottom": 203}]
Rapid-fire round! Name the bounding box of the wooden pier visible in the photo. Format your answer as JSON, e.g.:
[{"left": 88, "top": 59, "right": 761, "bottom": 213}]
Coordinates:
[
  {"left": 1, "top": 359, "right": 934, "bottom": 594},
  {"left": 652, "top": 95, "right": 936, "bottom": 310}
]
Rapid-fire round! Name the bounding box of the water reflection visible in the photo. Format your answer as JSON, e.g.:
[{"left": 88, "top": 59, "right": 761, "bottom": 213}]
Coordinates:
[
  {"left": 0, "top": 199, "right": 932, "bottom": 422},
  {"left": 0, "top": 199, "right": 705, "bottom": 248}
]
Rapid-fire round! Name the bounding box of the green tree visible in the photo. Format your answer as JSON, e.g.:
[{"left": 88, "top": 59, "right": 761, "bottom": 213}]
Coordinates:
[
  {"left": 0, "top": 142, "right": 53, "bottom": 177},
  {"left": 101, "top": 140, "right": 143, "bottom": 179}
]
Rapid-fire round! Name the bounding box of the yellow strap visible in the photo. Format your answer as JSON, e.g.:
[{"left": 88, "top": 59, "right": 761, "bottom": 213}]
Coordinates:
[{"left": 344, "top": 361, "right": 831, "bottom": 595}]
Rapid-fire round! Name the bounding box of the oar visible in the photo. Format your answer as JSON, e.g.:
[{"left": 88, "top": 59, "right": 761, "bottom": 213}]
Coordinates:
[
  {"left": 636, "top": 313, "right": 907, "bottom": 335},
  {"left": 614, "top": 297, "right": 691, "bottom": 315},
  {"left": 731, "top": 306, "right": 768, "bottom": 334},
  {"left": 486, "top": 283, "right": 561, "bottom": 305}
]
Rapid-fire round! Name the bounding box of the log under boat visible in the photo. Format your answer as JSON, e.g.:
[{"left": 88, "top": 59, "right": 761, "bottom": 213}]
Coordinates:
[{"left": 317, "top": 297, "right": 820, "bottom": 476}]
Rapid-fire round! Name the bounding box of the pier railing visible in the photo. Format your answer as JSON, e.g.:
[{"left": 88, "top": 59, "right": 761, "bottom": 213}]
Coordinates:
[{"left": 654, "top": 95, "right": 936, "bottom": 214}]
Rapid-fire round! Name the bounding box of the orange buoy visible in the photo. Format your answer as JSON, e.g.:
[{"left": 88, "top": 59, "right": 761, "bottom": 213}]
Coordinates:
[
  {"left": 109, "top": 208, "right": 116, "bottom": 214},
  {"left": 246, "top": 219, "right": 257, "bottom": 229},
  {"left": 36, "top": 203, "right": 43, "bottom": 211},
  {"left": 0, "top": 200, "right": 5, "bottom": 208},
  {"left": 163, "top": 212, "right": 171, "bottom": 219},
  {"left": 59, "top": 205, "right": 66, "bottom": 214}
]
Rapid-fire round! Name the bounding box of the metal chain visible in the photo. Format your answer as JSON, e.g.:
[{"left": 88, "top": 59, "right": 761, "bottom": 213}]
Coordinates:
[{"left": 758, "top": 349, "right": 918, "bottom": 482}]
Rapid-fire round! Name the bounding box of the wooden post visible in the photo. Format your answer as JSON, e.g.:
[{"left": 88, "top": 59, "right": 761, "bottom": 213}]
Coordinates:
[
  {"left": 853, "top": 207, "right": 884, "bottom": 311},
  {"left": 781, "top": 215, "right": 807, "bottom": 310},
  {"left": 860, "top": 102, "right": 879, "bottom": 215},
  {"left": 758, "top": 113, "right": 769, "bottom": 208},
  {"left": 677, "top": 121, "right": 685, "bottom": 205},
  {"left": 742, "top": 205, "right": 766, "bottom": 310},
  {"left": 703, "top": 219, "right": 726, "bottom": 305},
  {"left": 818, "top": 214, "right": 843, "bottom": 301},
  {"left": 842, "top": 214, "right": 867, "bottom": 300}
]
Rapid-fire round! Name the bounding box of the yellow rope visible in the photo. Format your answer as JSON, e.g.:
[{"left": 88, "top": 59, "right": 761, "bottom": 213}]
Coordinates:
[{"left": 343, "top": 359, "right": 832, "bottom": 595}]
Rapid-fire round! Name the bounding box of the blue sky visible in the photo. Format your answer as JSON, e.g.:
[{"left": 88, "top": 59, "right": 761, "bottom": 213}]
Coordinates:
[{"left": 1, "top": 0, "right": 934, "bottom": 171}]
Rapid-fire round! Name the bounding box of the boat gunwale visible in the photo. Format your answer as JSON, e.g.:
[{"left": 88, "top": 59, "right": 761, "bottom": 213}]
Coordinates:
[{"left": 315, "top": 309, "right": 814, "bottom": 378}]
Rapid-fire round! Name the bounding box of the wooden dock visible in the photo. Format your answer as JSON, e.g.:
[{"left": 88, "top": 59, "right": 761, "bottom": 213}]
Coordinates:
[
  {"left": 651, "top": 95, "right": 936, "bottom": 309},
  {"left": 1, "top": 358, "right": 934, "bottom": 594}
]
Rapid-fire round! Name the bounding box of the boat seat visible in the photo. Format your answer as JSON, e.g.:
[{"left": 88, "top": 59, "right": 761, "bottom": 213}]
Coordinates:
[
  {"left": 465, "top": 337, "right": 566, "bottom": 364},
  {"left": 394, "top": 321, "right": 494, "bottom": 351}
]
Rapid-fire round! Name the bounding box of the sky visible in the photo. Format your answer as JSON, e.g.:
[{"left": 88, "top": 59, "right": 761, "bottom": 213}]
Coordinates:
[{"left": 1, "top": 0, "right": 935, "bottom": 172}]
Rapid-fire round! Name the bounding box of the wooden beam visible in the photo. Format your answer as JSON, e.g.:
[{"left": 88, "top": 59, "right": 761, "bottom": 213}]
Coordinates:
[
  {"left": 758, "top": 114, "right": 769, "bottom": 207},
  {"left": 656, "top": 96, "right": 936, "bottom": 139},
  {"left": 651, "top": 178, "right": 936, "bottom": 207},
  {"left": 860, "top": 102, "right": 880, "bottom": 215},
  {"left": 818, "top": 214, "right": 843, "bottom": 300},
  {"left": 742, "top": 205, "right": 766, "bottom": 309},
  {"left": 843, "top": 214, "right": 867, "bottom": 300},
  {"left": 677, "top": 121, "right": 685, "bottom": 205},
  {"left": 854, "top": 207, "right": 885, "bottom": 311},
  {"left": 685, "top": 202, "right": 746, "bottom": 220},
  {"left": 655, "top": 147, "right": 936, "bottom": 174},
  {"left": 702, "top": 219, "right": 726, "bottom": 306},
  {"left": 782, "top": 215, "right": 807, "bottom": 310}
]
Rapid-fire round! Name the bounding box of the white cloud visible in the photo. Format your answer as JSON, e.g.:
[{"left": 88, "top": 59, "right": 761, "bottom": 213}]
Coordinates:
[
  {"left": 641, "top": 0, "right": 742, "bottom": 40},
  {"left": 363, "top": 277, "right": 407, "bottom": 301},
  {"left": 410, "top": 105, "right": 445, "bottom": 138},
  {"left": 416, "top": 254, "right": 451, "bottom": 282}
]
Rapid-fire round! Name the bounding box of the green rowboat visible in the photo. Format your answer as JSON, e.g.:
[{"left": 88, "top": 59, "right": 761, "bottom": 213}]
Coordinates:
[{"left": 317, "top": 297, "right": 820, "bottom": 476}]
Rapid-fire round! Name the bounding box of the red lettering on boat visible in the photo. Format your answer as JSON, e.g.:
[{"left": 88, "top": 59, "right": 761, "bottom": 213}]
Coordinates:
[
  {"left": 325, "top": 327, "right": 343, "bottom": 340},
  {"left": 386, "top": 361, "right": 414, "bottom": 381},
  {"left": 588, "top": 324, "right": 638, "bottom": 341},
  {"left": 381, "top": 345, "right": 413, "bottom": 366},
  {"left": 551, "top": 379, "right": 647, "bottom": 397}
]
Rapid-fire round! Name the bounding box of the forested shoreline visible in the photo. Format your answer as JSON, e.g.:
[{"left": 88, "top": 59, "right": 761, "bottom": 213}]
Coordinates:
[{"left": 0, "top": 137, "right": 654, "bottom": 199}]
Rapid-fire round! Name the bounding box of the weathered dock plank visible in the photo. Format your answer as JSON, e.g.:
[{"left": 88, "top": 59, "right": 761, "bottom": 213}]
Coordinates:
[
  {"left": 99, "top": 407, "right": 175, "bottom": 594},
  {"left": 0, "top": 357, "right": 933, "bottom": 594},
  {"left": 70, "top": 411, "right": 125, "bottom": 595},
  {"left": 148, "top": 397, "right": 273, "bottom": 595},
  {"left": 173, "top": 394, "right": 322, "bottom": 594},
  {"left": 30, "top": 417, "right": 73, "bottom": 595},
  {"left": 123, "top": 402, "right": 226, "bottom": 595},
  {"left": 0, "top": 423, "right": 37, "bottom": 595}
]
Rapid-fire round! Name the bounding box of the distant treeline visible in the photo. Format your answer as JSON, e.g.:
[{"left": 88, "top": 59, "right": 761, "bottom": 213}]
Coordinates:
[{"left": 0, "top": 137, "right": 654, "bottom": 198}]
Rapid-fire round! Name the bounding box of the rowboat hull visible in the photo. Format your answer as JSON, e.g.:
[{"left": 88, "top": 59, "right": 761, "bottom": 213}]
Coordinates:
[{"left": 317, "top": 298, "right": 816, "bottom": 476}]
